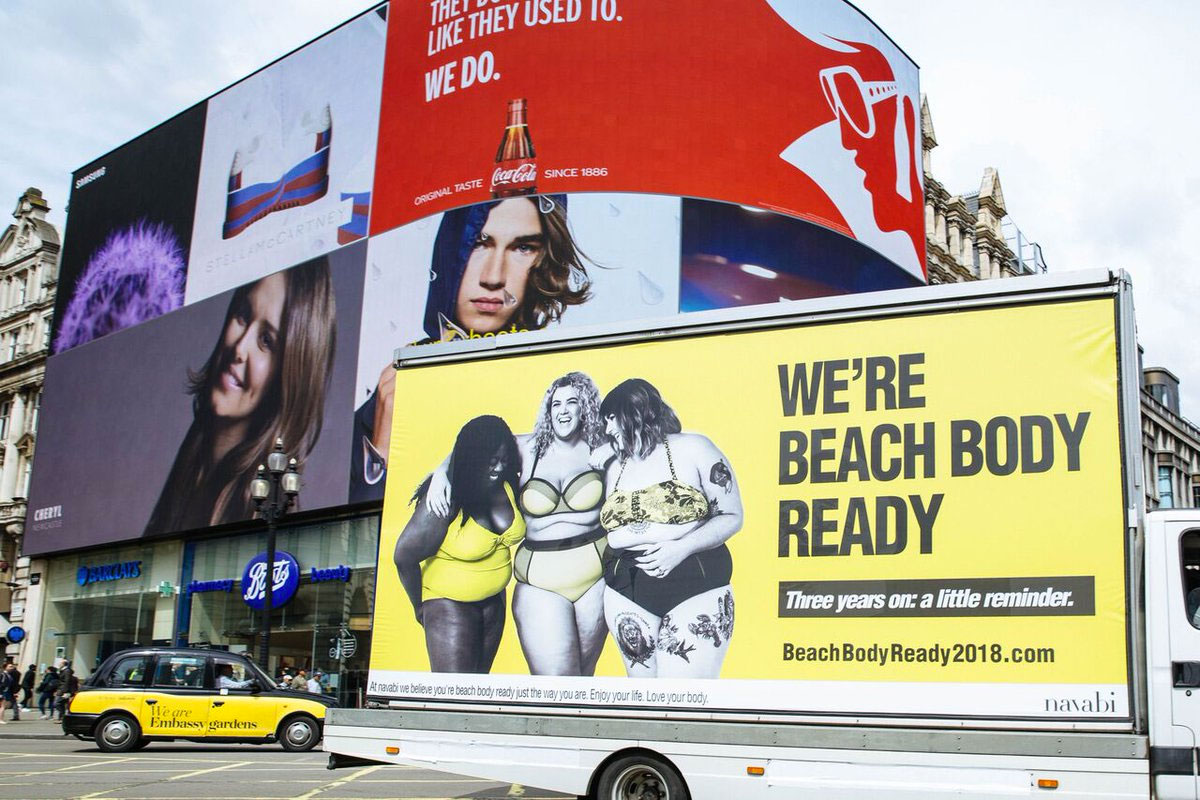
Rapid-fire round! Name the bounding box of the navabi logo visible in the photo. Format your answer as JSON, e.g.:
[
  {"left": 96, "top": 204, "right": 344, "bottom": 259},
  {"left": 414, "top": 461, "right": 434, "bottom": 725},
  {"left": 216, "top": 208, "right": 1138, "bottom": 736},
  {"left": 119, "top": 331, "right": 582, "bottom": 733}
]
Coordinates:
[
  {"left": 241, "top": 551, "right": 300, "bottom": 610},
  {"left": 1044, "top": 690, "right": 1117, "bottom": 714},
  {"left": 77, "top": 560, "right": 142, "bottom": 586}
]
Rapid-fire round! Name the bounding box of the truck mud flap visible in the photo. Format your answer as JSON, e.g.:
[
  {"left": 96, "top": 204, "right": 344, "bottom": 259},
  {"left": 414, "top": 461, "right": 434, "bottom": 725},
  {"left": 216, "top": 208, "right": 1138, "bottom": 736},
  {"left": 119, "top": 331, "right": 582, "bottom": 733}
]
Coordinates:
[{"left": 327, "top": 752, "right": 390, "bottom": 770}]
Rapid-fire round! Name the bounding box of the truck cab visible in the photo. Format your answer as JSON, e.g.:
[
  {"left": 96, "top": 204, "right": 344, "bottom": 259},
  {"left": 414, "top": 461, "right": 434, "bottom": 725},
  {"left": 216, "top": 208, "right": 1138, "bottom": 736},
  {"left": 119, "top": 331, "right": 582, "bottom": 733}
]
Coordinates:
[{"left": 1147, "top": 510, "right": 1200, "bottom": 799}]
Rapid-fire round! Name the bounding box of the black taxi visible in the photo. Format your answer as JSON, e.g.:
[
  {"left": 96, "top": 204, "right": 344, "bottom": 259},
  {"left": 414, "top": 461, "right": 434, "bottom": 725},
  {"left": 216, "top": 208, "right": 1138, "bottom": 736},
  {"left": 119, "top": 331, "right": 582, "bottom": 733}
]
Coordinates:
[{"left": 63, "top": 647, "right": 335, "bottom": 752}]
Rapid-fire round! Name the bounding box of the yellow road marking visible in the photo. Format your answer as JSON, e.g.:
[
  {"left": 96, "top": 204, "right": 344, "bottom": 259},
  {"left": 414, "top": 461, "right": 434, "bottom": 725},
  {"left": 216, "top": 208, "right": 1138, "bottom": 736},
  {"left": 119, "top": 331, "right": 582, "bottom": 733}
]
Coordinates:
[
  {"left": 358, "top": 777, "right": 497, "bottom": 783},
  {"left": 9, "top": 756, "right": 135, "bottom": 776},
  {"left": 293, "top": 763, "right": 384, "bottom": 799},
  {"left": 0, "top": 751, "right": 240, "bottom": 763},
  {"left": 167, "top": 759, "right": 253, "bottom": 781}
]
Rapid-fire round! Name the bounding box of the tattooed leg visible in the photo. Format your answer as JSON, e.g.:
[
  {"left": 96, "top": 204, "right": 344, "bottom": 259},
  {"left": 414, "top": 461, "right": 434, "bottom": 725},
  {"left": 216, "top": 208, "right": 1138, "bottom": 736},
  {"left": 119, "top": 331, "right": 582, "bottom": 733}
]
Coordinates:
[
  {"left": 603, "top": 586, "right": 660, "bottom": 676},
  {"left": 655, "top": 585, "right": 734, "bottom": 679}
]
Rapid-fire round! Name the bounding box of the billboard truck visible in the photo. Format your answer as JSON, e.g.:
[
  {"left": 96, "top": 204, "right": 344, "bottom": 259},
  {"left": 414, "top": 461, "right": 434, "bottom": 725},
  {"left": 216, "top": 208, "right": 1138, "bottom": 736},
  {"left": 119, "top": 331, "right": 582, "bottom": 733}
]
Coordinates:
[{"left": 323, "top": 270, "right": 1200, "bottom": 799}]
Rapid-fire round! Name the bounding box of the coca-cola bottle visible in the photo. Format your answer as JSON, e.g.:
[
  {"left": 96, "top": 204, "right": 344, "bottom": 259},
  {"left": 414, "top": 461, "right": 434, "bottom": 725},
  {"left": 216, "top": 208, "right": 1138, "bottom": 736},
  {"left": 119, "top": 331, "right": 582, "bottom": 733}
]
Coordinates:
[{"left": 490, "top": 98, "right": 537, "bottom": 198}]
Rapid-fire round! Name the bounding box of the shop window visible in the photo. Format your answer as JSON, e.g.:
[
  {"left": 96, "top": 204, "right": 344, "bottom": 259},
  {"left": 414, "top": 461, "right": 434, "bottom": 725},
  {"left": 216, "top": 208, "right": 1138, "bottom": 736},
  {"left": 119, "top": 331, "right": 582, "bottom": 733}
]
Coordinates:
[
  {"left": 153, "top": 655, "right": 206, "bottom": 688},
  {"left": 108, "top": 655, "right": 150, "bottom": 688}
]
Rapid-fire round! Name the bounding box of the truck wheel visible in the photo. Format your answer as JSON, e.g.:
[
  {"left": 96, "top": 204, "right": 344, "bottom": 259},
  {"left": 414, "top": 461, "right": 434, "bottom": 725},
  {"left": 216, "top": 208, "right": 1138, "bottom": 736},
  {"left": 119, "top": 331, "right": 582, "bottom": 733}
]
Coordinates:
[
  {"left": 278, "top": 714, "right": 320, "bottom": 752},
  {"left": 596, "top": 753, "right": 689, "bottom": 800},
  {"left": 95, "top": 714, "right": 142, "bottom": 753}
]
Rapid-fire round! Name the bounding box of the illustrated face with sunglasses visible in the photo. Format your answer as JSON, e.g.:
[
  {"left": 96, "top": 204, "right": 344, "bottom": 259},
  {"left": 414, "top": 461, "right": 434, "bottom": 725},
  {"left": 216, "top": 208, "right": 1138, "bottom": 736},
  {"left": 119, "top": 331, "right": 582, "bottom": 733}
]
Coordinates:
[{"left": 817, "top": 61, "right": 922, "bottom": 255}]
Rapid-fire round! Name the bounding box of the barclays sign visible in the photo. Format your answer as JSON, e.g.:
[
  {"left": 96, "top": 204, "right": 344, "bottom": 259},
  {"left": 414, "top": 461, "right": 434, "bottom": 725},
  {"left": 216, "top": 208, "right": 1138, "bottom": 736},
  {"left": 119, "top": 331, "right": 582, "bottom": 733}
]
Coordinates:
[{"left": 77, "top": 560, "right": 142, "bottom": 586}]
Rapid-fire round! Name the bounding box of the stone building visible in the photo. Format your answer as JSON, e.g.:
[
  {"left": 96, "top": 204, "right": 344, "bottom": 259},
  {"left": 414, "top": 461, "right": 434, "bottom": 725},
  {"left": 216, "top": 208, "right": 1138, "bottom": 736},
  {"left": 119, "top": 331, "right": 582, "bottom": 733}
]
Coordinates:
[
  {"left": 922, "top": 97, "right": 1047, "bottom": 285},
  {"left": 0, "top": 188, "right": 59, "bottom": 660},
  {"left": 1142, "top": 367, "right": 1200, "bottom": 510},
  {"left": 921, "top": 97, "right": 1200, "bottom": 510}
]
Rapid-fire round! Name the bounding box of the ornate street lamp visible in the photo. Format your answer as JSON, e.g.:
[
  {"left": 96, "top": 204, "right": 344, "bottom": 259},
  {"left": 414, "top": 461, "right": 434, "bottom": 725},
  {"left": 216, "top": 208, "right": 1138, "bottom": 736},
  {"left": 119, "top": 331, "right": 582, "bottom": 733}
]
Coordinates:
[{"left": 250, "top": 438, "right": 301, "bottom": 670}]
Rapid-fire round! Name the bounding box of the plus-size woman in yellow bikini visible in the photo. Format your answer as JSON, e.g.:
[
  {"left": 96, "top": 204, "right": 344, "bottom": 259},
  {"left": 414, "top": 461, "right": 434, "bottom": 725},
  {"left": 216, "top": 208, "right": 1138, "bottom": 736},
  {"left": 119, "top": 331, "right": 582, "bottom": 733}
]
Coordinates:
[
  {"left": 428, "top": 372, "right": 611, "bottom": 676},
  {"left": 598, "top": 378, "right": 744, "bottom": 678},
  {"left": 393, "top": 415, "right": 524, "bottom": 673}
]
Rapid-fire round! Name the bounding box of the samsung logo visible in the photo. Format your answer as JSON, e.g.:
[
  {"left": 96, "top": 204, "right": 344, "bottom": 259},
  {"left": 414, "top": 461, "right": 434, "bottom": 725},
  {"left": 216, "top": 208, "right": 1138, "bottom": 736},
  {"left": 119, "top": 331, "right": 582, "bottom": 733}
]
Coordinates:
[{"left": 74, "top": 167, "right": 107, "bottom": 189}]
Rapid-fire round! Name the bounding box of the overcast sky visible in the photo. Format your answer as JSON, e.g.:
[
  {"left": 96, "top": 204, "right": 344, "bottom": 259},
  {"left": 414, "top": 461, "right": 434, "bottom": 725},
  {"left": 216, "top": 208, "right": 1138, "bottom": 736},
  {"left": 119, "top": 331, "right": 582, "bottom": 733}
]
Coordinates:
[{"left": 2, "top": 0, "right": 1196, "bottom": 419}]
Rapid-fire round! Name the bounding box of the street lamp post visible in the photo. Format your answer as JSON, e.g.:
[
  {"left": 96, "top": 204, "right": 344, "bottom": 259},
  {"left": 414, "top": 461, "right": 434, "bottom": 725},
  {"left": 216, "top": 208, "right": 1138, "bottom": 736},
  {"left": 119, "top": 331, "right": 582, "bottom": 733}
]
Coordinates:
[{"left": 250, "top": 438, "right": 301, "bottom": 671}]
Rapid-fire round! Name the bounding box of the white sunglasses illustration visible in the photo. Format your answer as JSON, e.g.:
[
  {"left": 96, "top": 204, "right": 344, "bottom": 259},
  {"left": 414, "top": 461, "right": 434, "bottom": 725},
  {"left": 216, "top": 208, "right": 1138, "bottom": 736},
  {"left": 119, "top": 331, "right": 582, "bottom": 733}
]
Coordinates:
[
  {"left": 818, "top": 65, "right": 911, "bottom": 200},
  {"left": 818, "top": 65, "right": 899, "bottom": 139}
]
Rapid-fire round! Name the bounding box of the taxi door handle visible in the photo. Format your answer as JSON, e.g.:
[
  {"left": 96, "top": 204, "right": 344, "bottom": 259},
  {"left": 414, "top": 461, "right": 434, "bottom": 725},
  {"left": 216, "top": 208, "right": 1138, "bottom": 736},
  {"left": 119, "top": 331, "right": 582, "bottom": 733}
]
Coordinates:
[
  {"left": 212, "top": 701, "right": 224, "bottom": 707},
  {"left": 144, "top": 699, "right": 157, "bottom": 705}
]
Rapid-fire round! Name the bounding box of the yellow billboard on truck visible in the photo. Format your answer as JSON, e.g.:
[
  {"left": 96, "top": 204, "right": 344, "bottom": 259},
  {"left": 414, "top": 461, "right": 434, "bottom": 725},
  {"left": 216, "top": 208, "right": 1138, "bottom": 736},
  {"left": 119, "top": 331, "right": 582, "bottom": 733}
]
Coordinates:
[{"left": 368, "top": 295, "right": 1128, "bottom": 721}]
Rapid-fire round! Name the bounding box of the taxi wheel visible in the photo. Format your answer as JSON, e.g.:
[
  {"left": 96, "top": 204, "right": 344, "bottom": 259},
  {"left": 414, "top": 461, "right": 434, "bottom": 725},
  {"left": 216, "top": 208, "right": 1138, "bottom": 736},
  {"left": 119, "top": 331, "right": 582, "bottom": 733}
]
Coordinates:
[
  {"left": 95, "top": 713, "right": 142, "bottom": 753},
  {"left": 278, "top": 714, "right": 320, "bottom": 752}
]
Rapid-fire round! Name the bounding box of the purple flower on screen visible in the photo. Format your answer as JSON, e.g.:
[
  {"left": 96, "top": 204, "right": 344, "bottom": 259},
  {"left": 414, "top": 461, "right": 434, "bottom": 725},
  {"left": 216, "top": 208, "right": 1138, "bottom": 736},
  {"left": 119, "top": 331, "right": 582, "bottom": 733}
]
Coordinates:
[{"left": 54, "top": 221, "right": 186, "bottom": 353}]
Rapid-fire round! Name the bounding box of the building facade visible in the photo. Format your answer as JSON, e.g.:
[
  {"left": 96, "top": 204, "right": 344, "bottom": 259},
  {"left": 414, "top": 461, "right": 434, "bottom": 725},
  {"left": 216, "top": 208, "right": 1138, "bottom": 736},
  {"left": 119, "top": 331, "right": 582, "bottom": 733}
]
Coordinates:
[
  {"left": 1142, "top": 367, "right": 1200, "bottom": 510},
  {"left": 0, "top": 188, "right": 59, "bottom": 665}
]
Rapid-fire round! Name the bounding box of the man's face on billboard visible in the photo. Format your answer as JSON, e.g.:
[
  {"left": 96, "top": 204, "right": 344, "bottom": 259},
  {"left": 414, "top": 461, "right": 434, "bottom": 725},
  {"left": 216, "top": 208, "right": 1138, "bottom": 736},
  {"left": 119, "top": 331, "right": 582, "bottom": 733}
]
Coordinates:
[
  {"left": 211, "top": 272, "right": 286, "bottom": 425},
  {"left": 454, "top": 198, "right": 543, "bottom": 334}
]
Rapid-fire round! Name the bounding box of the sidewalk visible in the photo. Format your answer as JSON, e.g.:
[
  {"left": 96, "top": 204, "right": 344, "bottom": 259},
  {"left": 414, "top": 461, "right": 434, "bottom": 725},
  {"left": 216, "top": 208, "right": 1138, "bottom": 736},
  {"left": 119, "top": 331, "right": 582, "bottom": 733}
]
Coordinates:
[{"left": 0, "top": 714, "right": 71, "bottom": 740}]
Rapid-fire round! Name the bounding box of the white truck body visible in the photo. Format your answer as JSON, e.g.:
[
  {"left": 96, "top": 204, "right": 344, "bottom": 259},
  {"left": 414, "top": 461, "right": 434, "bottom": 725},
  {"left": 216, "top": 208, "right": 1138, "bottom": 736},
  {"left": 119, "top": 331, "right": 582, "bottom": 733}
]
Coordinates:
[{"left": 325, "top": 270, "right": 1200, "bottom": 799}]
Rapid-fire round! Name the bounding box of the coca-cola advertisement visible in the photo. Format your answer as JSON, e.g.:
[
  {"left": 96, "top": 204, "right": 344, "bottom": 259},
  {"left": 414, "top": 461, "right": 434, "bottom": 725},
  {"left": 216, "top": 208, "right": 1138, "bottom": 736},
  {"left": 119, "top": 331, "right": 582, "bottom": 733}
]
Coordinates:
[
  {"left": 372, "top": 0, "right": 924, "bottom": 281},
  {"left": 491, "top": 98, "right": 537, "bottom": 197}
]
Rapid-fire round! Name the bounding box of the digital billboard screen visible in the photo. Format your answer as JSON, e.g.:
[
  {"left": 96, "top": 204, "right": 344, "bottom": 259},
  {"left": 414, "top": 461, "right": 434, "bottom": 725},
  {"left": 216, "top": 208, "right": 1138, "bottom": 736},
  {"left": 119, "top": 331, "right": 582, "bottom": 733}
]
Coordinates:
[{"left": 27, "top": 0, "right": 925, "bottom": 556}]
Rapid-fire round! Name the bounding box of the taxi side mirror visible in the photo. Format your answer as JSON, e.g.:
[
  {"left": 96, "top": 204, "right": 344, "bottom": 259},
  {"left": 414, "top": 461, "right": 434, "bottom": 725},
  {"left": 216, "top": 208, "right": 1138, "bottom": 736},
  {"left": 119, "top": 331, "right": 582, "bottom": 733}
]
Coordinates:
[{"left": 249, "top": 679, "right": 263, "bottom": 693}]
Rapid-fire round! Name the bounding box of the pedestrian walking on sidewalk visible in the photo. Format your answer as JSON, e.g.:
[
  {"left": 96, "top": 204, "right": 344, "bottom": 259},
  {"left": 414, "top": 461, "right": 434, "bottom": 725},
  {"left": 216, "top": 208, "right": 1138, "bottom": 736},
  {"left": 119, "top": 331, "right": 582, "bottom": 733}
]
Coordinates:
[
  {"left": 54, "top": 661, "right": 77, "bottom": 721},
  {"left": 0, "top": 663, "right": 20, "bottom": 721},
  {"left": 19, "top": 664, "right": 35, "bottom": 710},
  {"left": 36, "top": 666, "right": 59, "bottom": 719}
]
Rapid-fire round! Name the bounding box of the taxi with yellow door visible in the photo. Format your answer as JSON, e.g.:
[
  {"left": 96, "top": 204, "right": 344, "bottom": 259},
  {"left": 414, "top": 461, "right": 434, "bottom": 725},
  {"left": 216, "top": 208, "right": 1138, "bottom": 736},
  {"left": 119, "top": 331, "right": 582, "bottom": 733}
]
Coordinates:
[{"left": 63, "top": 647, "right": 335, "bottom": 752}]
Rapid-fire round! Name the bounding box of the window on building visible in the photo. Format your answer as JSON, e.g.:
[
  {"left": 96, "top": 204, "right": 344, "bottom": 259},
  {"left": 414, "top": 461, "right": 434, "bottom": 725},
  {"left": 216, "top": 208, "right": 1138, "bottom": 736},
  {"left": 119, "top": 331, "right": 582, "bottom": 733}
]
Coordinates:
[
  {"left": 1193, "top": 481, "right": 1200, "bottom": 509},
  {"left": 29, "top": 391, "right": 40, "bottom": 435},
  {"left": 1159, "top": 465, "right": 1176, "bottom": 509},
  {"left": 3, "top": 332, "right": 15, "bottom": 362},
  {"left": 0, "top": 399, "right": 10, "bottom": 442},
  {"left": 20, "top": 459, "right": 31, "bottom": 499},
  {"left": 41, "top": 315, "right": 51, "bottom": 350},
  {"left": 16, "top": 274, "right": 27, "bottom": 306}
]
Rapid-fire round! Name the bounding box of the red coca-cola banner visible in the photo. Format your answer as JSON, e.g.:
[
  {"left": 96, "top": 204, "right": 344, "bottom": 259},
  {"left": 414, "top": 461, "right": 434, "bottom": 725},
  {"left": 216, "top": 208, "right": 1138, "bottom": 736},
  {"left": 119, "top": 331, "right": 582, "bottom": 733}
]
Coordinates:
[{"left": 373, "top": 0, "right": 924, "bottom": 279}]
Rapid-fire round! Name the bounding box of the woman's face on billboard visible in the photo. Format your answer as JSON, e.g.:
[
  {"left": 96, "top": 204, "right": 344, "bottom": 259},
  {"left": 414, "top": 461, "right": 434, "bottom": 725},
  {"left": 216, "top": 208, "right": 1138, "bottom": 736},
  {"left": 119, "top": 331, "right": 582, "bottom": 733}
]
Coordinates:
[
  {"left": 455, "top": 198, "right": 543, "bottom": 334},
  {"left": 210, "top": 272, "right": 286, "bottom": 425},
  {"left": 549, "top": 386, "right": 581, "bottom": 440}
]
